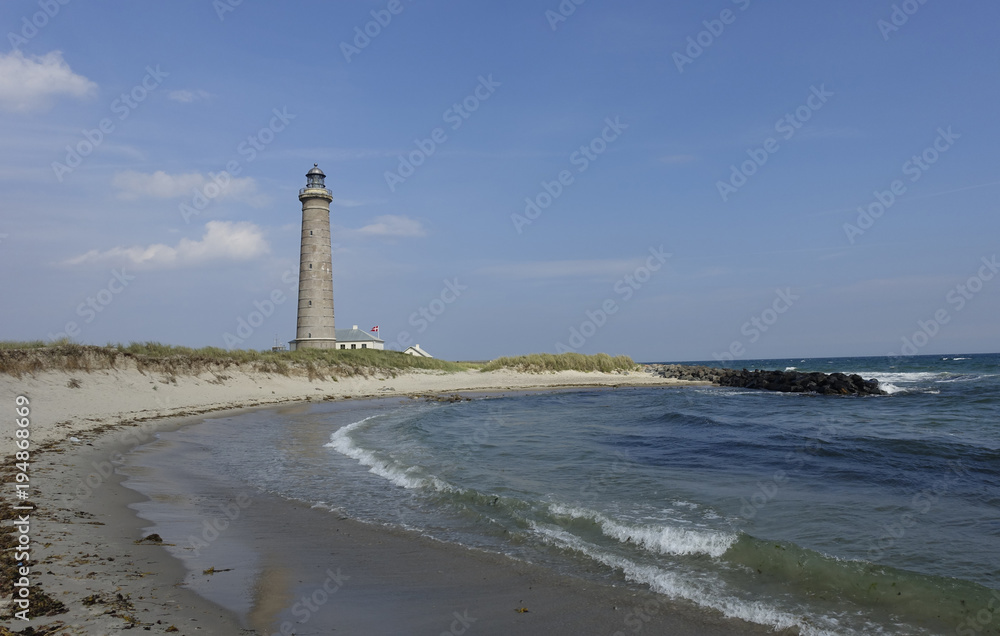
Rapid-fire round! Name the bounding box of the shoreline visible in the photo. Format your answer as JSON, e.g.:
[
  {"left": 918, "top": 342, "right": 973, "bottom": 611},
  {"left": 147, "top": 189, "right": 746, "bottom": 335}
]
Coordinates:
[
  {"left": 2, "top": 366, "right": 776, "bottom": 635},
  {"left": 2, "top": 409, "right": 250, "bottom": 634},
  {"left": 0, "top": 365, "right": 705, "bottom": 458},
  {"left": 117, "top": 399, "right": 775, "bottom": 635}
]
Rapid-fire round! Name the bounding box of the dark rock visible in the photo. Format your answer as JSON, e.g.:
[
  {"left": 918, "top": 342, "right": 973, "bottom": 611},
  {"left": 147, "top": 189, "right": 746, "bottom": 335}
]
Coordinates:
[{"left": 644, "top": 364, "right": 885, "bottom": 396}]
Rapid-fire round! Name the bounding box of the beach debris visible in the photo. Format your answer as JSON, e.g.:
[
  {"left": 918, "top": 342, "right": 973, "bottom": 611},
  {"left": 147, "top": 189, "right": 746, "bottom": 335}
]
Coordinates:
[
  {"left": 0, "top": 622, "right": 66, "bottom": 636},
  {"left": 515, "top": 607, "right": 530, "bottom": 613},
  {"left": 134, "top": 534, "right": 163, "bottom": 544},
  {"left": 418, "top": 393, "right": 471, "bottom": 403},
  {"left": 202, "top": 566, "right": 233, "bottom": 575},
  {"left": 0, "top": 587, "right": 68, "bottom": 619},
  {"left": 69, "top": 436, "right": 80, "bottom": 442}
]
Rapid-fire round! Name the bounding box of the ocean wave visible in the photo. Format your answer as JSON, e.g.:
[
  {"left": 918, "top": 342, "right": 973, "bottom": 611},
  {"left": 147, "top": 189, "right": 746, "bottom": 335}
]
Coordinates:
[
  {"left": 528, "top": 522, "right": 848, "bottom": 636},
  {"left": 878, "top": 382, "right": 947, "bottom": 396},
  {"left": 880, "top": 382, "right": 904, "bottom": 395},
  {"left": 325, "top": 416, "right": 453, "bottom": 492},
  {"left": 846, "top": 371, "right": 952, "bottom": 385},
  {"left": 548, "top": 503, "right": 736, "bottom": 558},
  {"left": 785, "top": 366, "right": 797, "bottom": 371}
]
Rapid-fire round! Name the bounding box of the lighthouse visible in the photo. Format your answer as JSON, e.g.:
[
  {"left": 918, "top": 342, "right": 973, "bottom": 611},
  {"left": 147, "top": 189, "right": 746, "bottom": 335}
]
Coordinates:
[{"left": 289, "top": 164, "right": 337, "bottom": 350}]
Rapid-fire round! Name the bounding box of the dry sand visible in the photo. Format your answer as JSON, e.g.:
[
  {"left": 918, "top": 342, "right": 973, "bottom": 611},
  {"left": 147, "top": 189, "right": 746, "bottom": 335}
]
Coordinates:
[
  {"left": 1, "top": 365, "right": 696, "bottom": 459},
  {"left": 0, "top": 365, "right": 776, "bottom": 635}
]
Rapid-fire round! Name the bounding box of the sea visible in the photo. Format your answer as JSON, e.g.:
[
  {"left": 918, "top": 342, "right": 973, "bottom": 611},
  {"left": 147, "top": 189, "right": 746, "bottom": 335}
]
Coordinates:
[{"left": 122, "top": 353, "right": 1000, "bottom": 635}]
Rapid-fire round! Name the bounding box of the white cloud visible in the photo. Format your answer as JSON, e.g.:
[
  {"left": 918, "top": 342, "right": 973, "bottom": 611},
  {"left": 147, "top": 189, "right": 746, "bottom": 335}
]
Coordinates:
[
  {"left": 113, "top": 170, "right": 205, "bottom": 199},
  {"left": 168, "top": 89, "right": 210, "bottom": 103},
  {"left": 345, "top": 215, "right": 427, "bottom": 238},
  {"left": 0, "top": 50, "right": 97, "bottom": 112},
  {"left": 112, "top": 170, "right": 266, "bottom": 206},
  {"left": 66, "top": 221, "right": 270, "bottom": 268}
]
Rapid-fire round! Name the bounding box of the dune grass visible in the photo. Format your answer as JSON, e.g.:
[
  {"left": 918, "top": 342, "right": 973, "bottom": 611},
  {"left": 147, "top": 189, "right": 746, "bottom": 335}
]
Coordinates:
[
  {"left": 0, "top": 342, "right": 636, "bottom": 378},
  {"left": 0, "top": 340, "right": 49, "bottom": 350},
  {"left": 0, "top": 341, "right": 478, "bottom": 379},
  {"left": 480, "top": 352, "right": 638, "bottom": 373}
]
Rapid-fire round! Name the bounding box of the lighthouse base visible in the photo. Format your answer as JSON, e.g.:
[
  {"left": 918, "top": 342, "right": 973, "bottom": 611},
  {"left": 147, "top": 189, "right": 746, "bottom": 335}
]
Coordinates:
[{"left": 288, "top": 338, "right": 339, "bottom": 351}]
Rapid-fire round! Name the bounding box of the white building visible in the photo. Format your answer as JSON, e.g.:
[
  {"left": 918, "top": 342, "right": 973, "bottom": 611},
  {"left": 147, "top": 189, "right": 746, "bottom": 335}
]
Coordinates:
[
  {"left": 334, "top": 325, "right": 384, "bottom": 350},
  {"left": 403, "top": 344, "right": 433, "bottom": 358}
]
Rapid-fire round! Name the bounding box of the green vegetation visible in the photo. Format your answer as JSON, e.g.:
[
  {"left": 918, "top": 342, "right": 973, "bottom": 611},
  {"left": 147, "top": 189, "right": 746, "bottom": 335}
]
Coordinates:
[
  {"left": 0, "top": 341, "right": 478, "bottom": 379},
  {"left": 0, "top": 339, "right": 50, "bottom": 350},
  {"left": 480, "top": 352, "right": 638, "bottom": 373},
  {"left": 0, "top": 342, "right": 636, "bottom": 378}
]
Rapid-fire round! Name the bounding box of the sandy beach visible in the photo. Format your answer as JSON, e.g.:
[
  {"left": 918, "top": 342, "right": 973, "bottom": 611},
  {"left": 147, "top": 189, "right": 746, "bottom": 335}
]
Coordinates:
[{"left": 0, "top": 363, "right": 784, "bottom": 635}]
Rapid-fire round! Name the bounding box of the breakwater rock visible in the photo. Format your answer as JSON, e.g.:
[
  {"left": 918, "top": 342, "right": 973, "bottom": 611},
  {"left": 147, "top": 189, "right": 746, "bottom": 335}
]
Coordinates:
[{"left": 644, "top": 364, "right": 885, "bottom": 396}]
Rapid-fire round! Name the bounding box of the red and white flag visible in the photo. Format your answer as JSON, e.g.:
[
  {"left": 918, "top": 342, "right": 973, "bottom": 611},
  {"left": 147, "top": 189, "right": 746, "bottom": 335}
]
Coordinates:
[{"left": 370, "top": 326, "right": 379, "bottom": 333}]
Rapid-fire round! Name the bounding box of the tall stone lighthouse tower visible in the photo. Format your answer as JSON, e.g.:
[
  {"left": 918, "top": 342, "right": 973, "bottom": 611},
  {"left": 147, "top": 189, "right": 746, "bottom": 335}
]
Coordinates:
[{"left": 290, "top": 164, "right": 337, "bottom": 350}]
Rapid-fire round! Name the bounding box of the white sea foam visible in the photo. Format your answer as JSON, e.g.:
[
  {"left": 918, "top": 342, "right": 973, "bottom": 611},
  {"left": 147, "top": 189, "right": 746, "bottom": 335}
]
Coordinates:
[
  {"left": 548, "top": 504, "right": 736, "bottom": 558},
  {"left": 880, "top": 383, "right": 904, "bottom": 395},
  {"left": 785, "top": 366, "right": 797, "bottom": 371},
  {"left": 528, "top": 521, "right": 850, "bottom": 636},
  {"left": 848, "top": 371, "right": 946, "bottom": 384},
  {"left": 325, "top": 416, "right": 452, "bottom": 492}
]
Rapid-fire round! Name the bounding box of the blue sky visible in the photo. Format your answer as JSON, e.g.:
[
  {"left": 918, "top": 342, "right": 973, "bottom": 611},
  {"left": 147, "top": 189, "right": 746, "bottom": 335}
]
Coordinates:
[{"left": 1, "top": 0, "right": 998, "bottom": 362}]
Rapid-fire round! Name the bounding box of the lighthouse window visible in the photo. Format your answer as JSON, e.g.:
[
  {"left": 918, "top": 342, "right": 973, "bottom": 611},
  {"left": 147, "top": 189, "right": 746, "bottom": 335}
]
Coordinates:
[
  {"left": 308, "top": 333, "right": 311, "bottom": 338},
  {"left": 310, "top": 231, "right": 313, "bottom": 235},
  {"left": 309, "top": 264, "right": 312, "bottom": 269},
  {"left": 308, "top": 301, "right": 312, "bottom": 306}
]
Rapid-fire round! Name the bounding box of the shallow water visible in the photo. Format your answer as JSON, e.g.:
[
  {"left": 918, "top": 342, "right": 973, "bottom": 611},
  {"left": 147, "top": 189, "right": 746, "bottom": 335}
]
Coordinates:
[{"left": 125, "top": 354, "right": 1000, "bottom": 635}]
